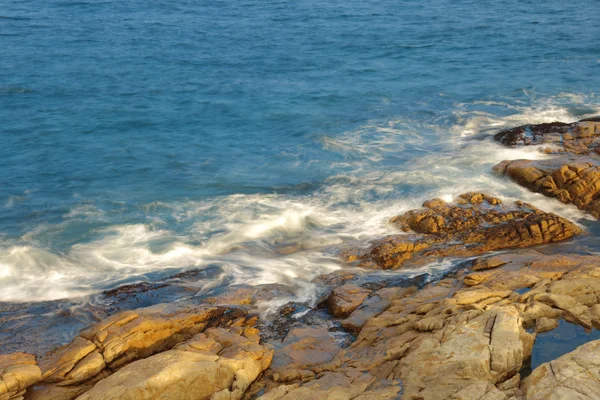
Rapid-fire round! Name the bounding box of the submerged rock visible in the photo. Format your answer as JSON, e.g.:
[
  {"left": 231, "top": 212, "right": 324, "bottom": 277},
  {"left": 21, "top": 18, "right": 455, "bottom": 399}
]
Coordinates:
[{"left": 343, "top": 192, "right": 580, "bottom": 270}]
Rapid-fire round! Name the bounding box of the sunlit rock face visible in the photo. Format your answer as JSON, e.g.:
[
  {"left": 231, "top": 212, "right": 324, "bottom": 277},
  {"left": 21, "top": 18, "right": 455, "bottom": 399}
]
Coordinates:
[{"left": 341, "top": 192, "right": 581, "bottom": 270}]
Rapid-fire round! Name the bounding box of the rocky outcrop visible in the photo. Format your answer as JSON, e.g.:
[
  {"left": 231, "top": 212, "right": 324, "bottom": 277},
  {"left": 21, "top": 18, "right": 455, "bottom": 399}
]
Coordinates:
[
  {"left": 492, "top": 117, "right": 600, "bottom": 219},
  {"left": 0, "top": 353, "right": 41, "bottom": 400},
  {"left": 494, "top": 118, "right": 600, "bottom": 154},
  {"left": 243, "top": 249, "right": 600, "bottom": 399},
  {"left": 75, "top": 327, "right": 272, "bottom": 400},
  {"left": 342, "top": 192, "right": 580, "bottom": 269},
  {"left": 19, "top": 302, "right": 269, "bottom": 400},
  {"left": 494, "top": 157, "right": 600, "bottom": 218},
  {"left": 520, "top": 339, "right": 600, "bottom": 400}
]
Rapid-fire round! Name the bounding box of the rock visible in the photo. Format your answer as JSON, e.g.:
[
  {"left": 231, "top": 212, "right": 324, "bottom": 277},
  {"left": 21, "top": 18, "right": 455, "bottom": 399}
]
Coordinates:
[
  {"left": 252, "top": 250, "right": 600, "bottom": 399},
  {"left": 327, "top": 284, "right": 370, "bottom": 318},
  {"left": 268, "top": 326, "right": 341, "bottom": 383},
  {"left": 200, "top": 284, "right": 296, "bottom": 307},
  {"left": 345, "top": 193, "right": 580, "bottom": 270},
  {"left": 493, "top": 118, "right": 600, "bottom": 154},
  {"left": 494, "top": 157, "right": 600, "bottom": 218},
  {"left": 472, "top": 256, "right": 509, "bottom": 271},
  {"left": 521, "top": 339, "right": 600, "bottom": 399},
  {"left": 535, "top": 317, "right": 558, "bottom": 333},
  {"left": 0, "top": 353, "right": 41, "bottom": 400},
  {"left": 341, "top": 287, "right": 416, "bottom": 333},
  {"left": 27, "top": 303, "right": 252, "bottom": 399},
  {"left": 75, "top": 327, "right": 273, "bottom": 400}
]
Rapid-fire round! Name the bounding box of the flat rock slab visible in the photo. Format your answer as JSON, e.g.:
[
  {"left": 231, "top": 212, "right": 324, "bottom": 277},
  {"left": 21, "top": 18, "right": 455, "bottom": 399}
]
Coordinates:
[{"left": 342, "top": 192, "right": 580, "bottom": 269}]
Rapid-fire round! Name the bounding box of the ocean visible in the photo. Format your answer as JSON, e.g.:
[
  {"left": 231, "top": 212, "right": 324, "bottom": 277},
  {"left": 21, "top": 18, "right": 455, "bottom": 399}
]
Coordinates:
[{"left": 1, "top": 0, "right": 599, "bottom": 340}]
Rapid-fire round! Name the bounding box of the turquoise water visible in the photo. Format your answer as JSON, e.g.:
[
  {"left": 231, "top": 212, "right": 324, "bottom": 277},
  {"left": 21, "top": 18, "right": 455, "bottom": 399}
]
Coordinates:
[{"left": 1, "top": 0, "right": 600, "bottom": 302}]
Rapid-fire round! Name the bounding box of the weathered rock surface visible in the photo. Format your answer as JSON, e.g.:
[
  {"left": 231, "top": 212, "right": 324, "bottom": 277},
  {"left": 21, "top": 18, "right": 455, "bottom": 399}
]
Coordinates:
[
  {"left": 327, "top": 284, "right": 371, "bottom": 318},
  {"left": 75, "top": 327, "right": 272, "bottom": 400},
  {"left": 494, "top": 157, "right": 600, "bottom": 218},
  {"left": 343, "top": 192, "right": 580, "bottom": 269},
  {"left": 520, "top": 339, "right": 600, "bottom": 400},
  {"left": 494, "top": 117, "right": 600, "bottom": 154},
  {"left": 247, "top": 250, "right": 600, "bottom": 399},
  {"left": 492, "top": 117, "right": 600, "bottom": 219},
  {"left": 0, "top": 353, "right": 41, "bottom": 400},
  {"left": 5, "top": 240, "right": 600, "bottom": 400},
  {"left": 23, "top": 302, "right": 266, "bottom": 400}
]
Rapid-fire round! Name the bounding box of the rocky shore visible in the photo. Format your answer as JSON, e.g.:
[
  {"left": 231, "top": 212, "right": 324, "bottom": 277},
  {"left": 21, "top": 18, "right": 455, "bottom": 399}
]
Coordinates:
[{"left": 3, "top": 119, "right": 600, "bottom": 400}]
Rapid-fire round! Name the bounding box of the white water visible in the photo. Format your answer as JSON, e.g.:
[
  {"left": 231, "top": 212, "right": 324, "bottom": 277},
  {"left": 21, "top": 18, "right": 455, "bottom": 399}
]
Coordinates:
[{"left": 2, "top": 94, "right": 599, "bottom": 304}]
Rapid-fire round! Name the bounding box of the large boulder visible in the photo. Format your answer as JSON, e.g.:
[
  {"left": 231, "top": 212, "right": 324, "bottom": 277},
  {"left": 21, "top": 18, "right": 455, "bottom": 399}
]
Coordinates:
[{"left": 343, "top": 192, "right": 580, "bottom": 269}]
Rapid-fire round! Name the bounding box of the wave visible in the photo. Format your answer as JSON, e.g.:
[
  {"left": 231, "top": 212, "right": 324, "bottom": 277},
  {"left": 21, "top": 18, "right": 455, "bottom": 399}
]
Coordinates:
[{"left": 1, "top": 93, "right": 599, "bottom": 304}]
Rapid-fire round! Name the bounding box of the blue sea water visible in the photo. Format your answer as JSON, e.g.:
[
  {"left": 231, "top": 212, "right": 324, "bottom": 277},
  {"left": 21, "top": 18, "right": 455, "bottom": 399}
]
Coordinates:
[{"left": 1, "top": 0, "right": 600, "bottom": 302}]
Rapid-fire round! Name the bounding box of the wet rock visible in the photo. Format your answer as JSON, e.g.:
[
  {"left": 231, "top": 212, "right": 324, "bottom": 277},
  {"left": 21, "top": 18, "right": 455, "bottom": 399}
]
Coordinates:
[
  {"left": 494, "top": 118, "right": 600, "bottom": 154},
  {"left": 521, "top": 339, "right": 600, "bottom": 399},
  {"left": 269, "top": 326, "right": 341, "bottom": 383},
  {"left": 327, "top": 284, "right": 370, "bottom": 318},
  {"left": 345, "top": 192, "right": 580, "bottom": 270},
  {"left": 0, "top": 353, "right": 41, "bottom": 400},
  {"left": 76, "top": 327, "right": 272, "bottom": 400},
  {"left": 340, "top": 287, "right": 416, "bottom": 333},
  {"left": 200, "top": 283, "right": 296, "bottom": 307}
]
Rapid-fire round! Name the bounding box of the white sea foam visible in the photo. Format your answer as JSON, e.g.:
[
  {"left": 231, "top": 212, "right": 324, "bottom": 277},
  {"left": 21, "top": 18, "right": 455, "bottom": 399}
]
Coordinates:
[{"left": 1, "top": 93, "right": 599, "bottom": 304}]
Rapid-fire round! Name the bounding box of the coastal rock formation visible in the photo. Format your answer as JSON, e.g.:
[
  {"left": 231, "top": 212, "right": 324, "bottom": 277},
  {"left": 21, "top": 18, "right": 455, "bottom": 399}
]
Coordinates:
[
  {"left": 76, "top": 327, "right": 272, "bottom": 400},
  {"left": 327, "top": 284, "right": 370, "bottom": 318},
  {"left": 6, "top": 248, "right": 600, "bottom": 399},
  {"left": 493, "top": 117, "right": 600, "bottom": 219},
  {"left": 245, "top": 249, "right": 600, "bottom": 399},
  {"left": 0, "top": 353, "right": 41, "bottom": 400},
  {"left": 494, "top": 117, "right": 600, "bottom": 154},
  {"left": 494, "top": 157, "right": 600, "bottom": 218},
  {"left": 22, "top": 303, "right": 267, "bottom": 400},
  {"left": 521, "top": 339, "right": 600, "bottom": 399},
  {"left": 343, "top": 192, "right": 580, "bottom": 269}
]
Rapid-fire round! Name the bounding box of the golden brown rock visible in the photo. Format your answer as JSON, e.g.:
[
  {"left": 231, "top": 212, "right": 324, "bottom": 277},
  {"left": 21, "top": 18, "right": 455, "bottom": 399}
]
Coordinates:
[
  {"left": 75, "top": 327, "right": 273, "bottom": 400},
  {"left": 521, "top": 339, "right": 600, "bottom": 399},
  {"left": 494, "top": 157, "right": 600, "bottom": 218},
  {"left": 0, "top": 353, "right": 41, "bottom": 400},
  {"left": 346, "top": 193, "right": 580, "bottom": 270},
  {"left": 26, "top": 303, "right": 251, "bottom": 400},
  {"left": 327, "top": 284, "right": 370, "bottom": 318},
  {"left": 253, "top": 250, "right": 600, "bottom": 399}
]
